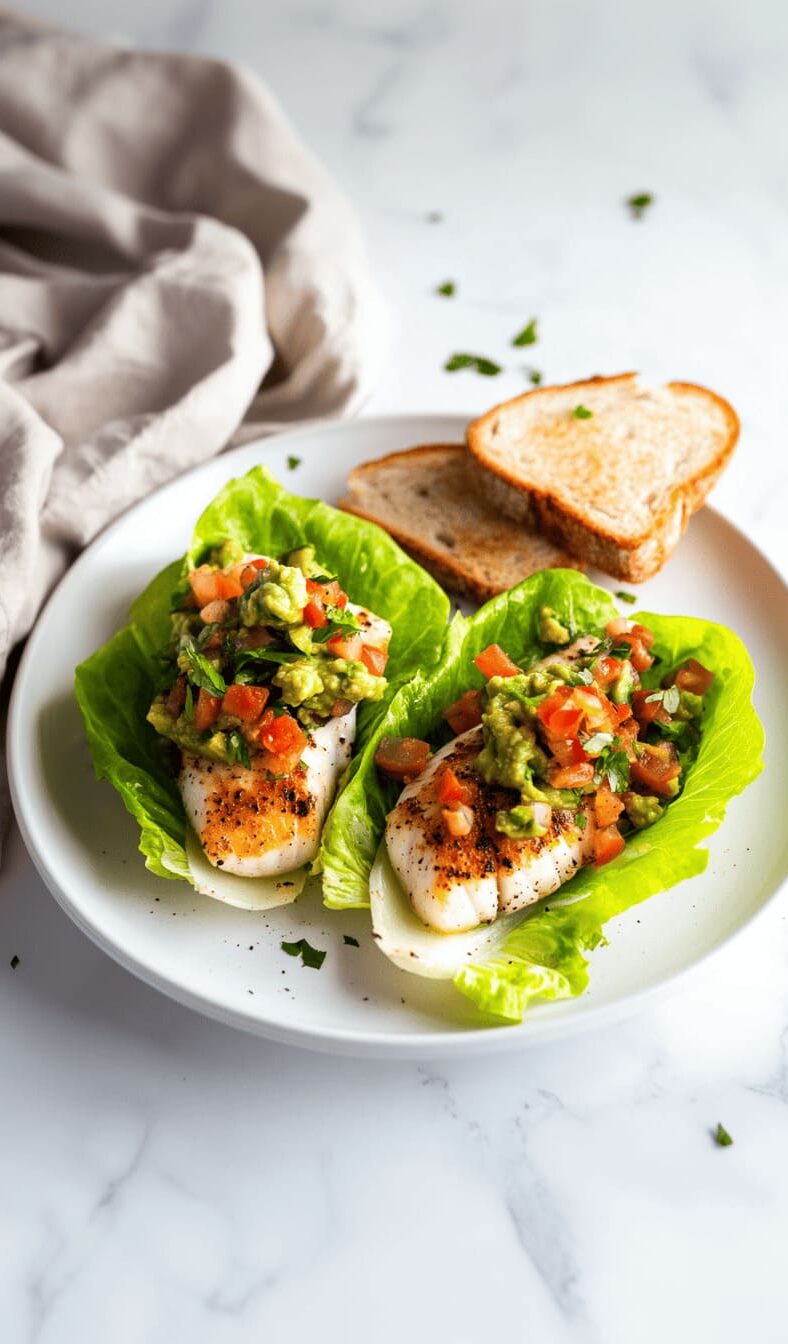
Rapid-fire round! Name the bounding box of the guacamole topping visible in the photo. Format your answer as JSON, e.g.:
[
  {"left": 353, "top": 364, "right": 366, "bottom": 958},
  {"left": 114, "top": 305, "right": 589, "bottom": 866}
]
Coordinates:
[
  {"left": 146, "top": 544, "right": 390, "bottom": 768},
  {"left": 537, "top": 605, "right": 571, "bottom": 645}
]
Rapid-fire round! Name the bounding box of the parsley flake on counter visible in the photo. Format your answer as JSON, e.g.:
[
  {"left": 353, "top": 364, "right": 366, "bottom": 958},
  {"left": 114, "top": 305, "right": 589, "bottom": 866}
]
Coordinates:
[
  {"left": 627, "top": 192, "right": 654, "bottom": 219},
  {"left": 281, "top": 937, "right": 326, "bottom": 970},
  {"left": 714, "top": 1122, "right": 734, "bottom": 1147},
  {"left": 528, "top": 369, "right": 543, "bottom": 385},
  {"left": 436, "top": 280, "right": 456, "bottom": 297},
  {"left": 444, "top": 353, "right": 502, "bottom": 377},
  {"left": 343, "top": 935, "right": 360, "bottom": 947},
  {"left": 512, "top": 318, "right": 538, "bottom": 347},
  {"left": 10, "top": 955, "right": 19, "bottom": 970},
  {"left": 287, "top": 455, "right": 301, "bottom": 471},
  {"left": 615, "top": 590, "right": 637, "bottom": 604},
  {"left": 572, "top": 404, "right": 593, "bottom": 420}
]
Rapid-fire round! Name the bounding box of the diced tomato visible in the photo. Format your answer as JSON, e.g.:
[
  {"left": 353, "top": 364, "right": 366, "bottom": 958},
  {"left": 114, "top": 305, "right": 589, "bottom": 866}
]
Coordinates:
[
  {"left": 474, "top": 643, "right": 521, "bottom": 680},
  {"left": 194, "top": 688, "right": 221, "bottom": 733},
  {"left": 630, "top": 741, "right": 681, "bottom": 796},
  {"left": 360, "top": 644, "right": 388, "bottom": 677},
  {"left": 327, "top": 632, "right": 363, "bottom": 660},
  {"left": 442, "top": 803, "right": 474, "bottom": 838},
  {"left": 436, "top": 766, "right": 472, "bottom": 807},
  {"left": 548, "top": 700, "right": 585, "bottom": 737},
  {"left": 374, "top": 736, "right": 431, "bottom": 781},
  {"left": 221, "top": 683, "right": 269, "bottom": 722},
  {"left": 548, "top": 761, "right": 595, "bottom": 789},
  {"left": 216, "top": 571, "right": 245, "bottom": 600},
  {"left": 614, "top": 702, "right": 632, "bottom": 722},
  {"left": 200, "top": 599, "right": 231, "bottom": 626},
  {"left": 329, "top": 697, "right": 354, "bottom": 718},
  {"left": 606, "top": 618, "right": 654, "bottom": 671},
  {"left": 443, "top": 690, "right": 484, "bottom": 736},
  {"left": 594, "top": 783, "right": 625, "bottom": 828},
  {"left": 536, "top": 684, "right": 574, "bottom": 727},
  {"left": 632, "top": 688, "right": 671, "bottom": 727},
  {"left": 592, "top": 655, "right": 624, "bottom": 689},
  {"left": 673, "top": 658, "right": 714, "bottom": 696},
  {"left": 547, "top": 734, "right": 590, "bottom": 768},
  {"left": 631, "top": 623, "right": 655, "bottom": 649},
  {"left": 594, "top": 824, "right": 625, "bottom": 867},
  {"left": 303, "top": 598, "right": 328, "bottom": 629},
  {"left": 240, "top": 558, "right": 268, "bottom": 589},
  {"left": 165, "top": 674, "right": 187, "bottom": 719},
  {"left": 307, "top": 577, "right": 348, "bottom": 610},
  {"left": 189, "top": 566, "right": 223, "bottom": 607},
  {"left": 258, "top": 712, "right": 307, "bottom": 758},
  {"left": 606, "top": 618, "right": 632, "bottom": 638}
]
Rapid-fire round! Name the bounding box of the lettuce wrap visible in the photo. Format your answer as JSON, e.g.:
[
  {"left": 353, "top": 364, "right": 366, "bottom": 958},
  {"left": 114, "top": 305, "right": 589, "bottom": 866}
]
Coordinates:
[
  {"left": 75, "top": 467, "right": 451, "bottom": 894},
  {"left": 318, "top": 569, "right": 764, "bottom": 1022}
]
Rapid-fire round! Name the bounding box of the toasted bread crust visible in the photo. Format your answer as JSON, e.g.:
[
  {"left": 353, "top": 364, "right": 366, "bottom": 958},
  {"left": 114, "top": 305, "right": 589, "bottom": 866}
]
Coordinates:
[
  {"left": 341, "top": 443, "right": 583, "bottom": 603},
  {"left": 466, "top": 374, "right": 739, "bottom": 581}
]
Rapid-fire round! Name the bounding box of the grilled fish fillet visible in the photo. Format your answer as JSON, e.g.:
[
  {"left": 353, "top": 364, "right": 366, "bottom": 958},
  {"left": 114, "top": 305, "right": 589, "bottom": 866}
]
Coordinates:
[
  {"left": 385, "top": 726, "right": 596, "bottom": 933},
  {"left": 180, "top": 710, "right": 356, "bottom": 876}
]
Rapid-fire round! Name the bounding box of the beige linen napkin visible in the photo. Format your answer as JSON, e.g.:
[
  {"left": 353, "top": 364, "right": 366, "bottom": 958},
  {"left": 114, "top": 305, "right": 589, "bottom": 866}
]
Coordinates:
[{"left": 0, "top": 11, "right": 387, "bottom": 692}]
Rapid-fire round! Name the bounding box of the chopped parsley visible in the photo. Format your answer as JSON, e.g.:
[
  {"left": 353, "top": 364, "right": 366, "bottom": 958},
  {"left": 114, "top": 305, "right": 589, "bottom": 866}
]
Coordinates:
[
  {"left": 436, "top": 280, "right": 456, "bottom": 297},
  {"left": 528, "top": 368, "right": 543, "bottom": 385},
  {"left": 615, "top": 590, "right": 637, "bottom": 605},
  {"left": 182, "top": 644, "right": 227, "bottom": 696},
  {"left": 9, "top": 955, "right": 19, "bottom": 970},
  {"left": 572, "top": 404, "right": 593, "bottom": 420},
  {"left": 627, "top": 192, "right": 654, "bottom": 219},
  {"left": 287, "top": 455, "right": 301, "bottom": 471},
  {"left": 512, "top": 319, "right": 538, "bottom": 347},
  {"left": 343, "top": 934, "right": 360, "bottom": 947},
  {"left": 714, "top": 1122, "right": 733, "bottom": 1147},
  {"left": 281, "top": 937, "right": 326, "bottom": 970},
  {"left": 444, "top": 353, "right": 502, "bottom": 377}
]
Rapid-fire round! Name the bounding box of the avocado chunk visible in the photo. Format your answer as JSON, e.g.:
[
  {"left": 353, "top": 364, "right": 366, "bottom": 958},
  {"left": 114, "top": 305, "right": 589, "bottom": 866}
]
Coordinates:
[{"left": 537, "top": 605, "right": 571, "bottom": 646}]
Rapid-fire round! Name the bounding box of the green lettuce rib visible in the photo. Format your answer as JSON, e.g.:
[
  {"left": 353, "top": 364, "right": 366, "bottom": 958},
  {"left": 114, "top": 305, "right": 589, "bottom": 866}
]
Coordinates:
[
  {"left": 319, "top": 570, "right": 764, "bottom": 1021},
  {"left": 75, "top": 466, "right": 450, "bottom": 884}
]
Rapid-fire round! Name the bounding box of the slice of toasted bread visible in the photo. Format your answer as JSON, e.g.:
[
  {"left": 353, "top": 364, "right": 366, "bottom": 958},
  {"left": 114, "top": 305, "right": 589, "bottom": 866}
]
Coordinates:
[
  {"left": 341, "top": 444, "right": 583, "bottom": 603},
  {"left": 466, "top": 374, "right": 739, "bottom": 581}
]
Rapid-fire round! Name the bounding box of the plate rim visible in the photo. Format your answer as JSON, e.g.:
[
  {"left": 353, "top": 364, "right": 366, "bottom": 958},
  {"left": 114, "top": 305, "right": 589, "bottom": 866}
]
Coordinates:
[{"left": 7, "top": 413, "right": 788, "bottom": 1057}]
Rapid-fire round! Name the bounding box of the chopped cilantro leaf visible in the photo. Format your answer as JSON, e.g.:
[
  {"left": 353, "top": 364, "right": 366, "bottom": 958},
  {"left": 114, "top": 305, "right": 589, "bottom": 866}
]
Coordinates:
[
  {"left": 281, "top": 938, "right": 326, "bottom": 969},
  {"left": 529, "top": 368, "right": 542, "bottom": 385},
  {"left": 572, "top": 404, "right": 593, "bottom": 420},
  {"left": 184, "top": 684, "right": 194, "bottom": 720},
  {"left": 10, "top": 955, "right": 19, "bottom": 970},
  {"left": 312, "top": 607, "right": 362, "bottom": 644},
  {"left": 627, "top": 192, "right": 654, "bottom": 219},
  {"left": 343, "top": 935, "right": 360, "bottom": 947},
  {"left": 512, "top": 319, "right": 538, "bottom": 347},
  {"left": 436, "top": 280, "right": 456, "bottom": 297},
  {"left": 714, "top": 1122, "right": 733, "bottom": 1147},
  {"left": 227, "top": 729, "right": 251, "bottom": 768},
  {"left": 182, "top": 644, "right": 227, "bottom": 696},
  {"left": 574, "top": 811, "right": 587, "bottom": 831},
  {"left": 615, "top": 590, "right": 637, "bottom": 604},
  {"left": 444, "top": 353, "right": 502, "bottom": 377},
  {"left": 287, "top": 455, "right": 301, "bottom": 471}
]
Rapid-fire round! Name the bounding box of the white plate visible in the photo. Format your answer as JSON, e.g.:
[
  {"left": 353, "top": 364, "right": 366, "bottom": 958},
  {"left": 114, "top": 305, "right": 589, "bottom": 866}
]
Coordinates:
[{"left": 8, "top": 415, "right": 788, "bottom": 1057}]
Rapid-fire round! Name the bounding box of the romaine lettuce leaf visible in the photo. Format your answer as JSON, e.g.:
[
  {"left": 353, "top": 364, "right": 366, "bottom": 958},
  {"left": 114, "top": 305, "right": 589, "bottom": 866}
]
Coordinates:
[
  {"left": 319, "top": 569, "right": 764, "bottom": 1021},
  {"left": 75, "top": 466, "right": 450, "bottom": 888}
]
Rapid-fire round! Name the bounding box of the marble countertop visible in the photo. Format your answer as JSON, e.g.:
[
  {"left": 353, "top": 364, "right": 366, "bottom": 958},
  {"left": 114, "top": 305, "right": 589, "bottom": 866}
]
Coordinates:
[{"left": 4, "top": 1, "right": 788, "bottom": 1339}]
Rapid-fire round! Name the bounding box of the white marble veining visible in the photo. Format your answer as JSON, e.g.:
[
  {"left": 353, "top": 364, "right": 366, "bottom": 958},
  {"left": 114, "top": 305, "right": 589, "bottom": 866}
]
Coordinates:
[{"left": 3, "top": 1, "right": 788, "bottom": 1339}]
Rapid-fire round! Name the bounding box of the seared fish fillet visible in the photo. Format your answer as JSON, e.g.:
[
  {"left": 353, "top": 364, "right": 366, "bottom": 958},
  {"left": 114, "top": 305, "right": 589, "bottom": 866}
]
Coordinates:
[
  {"left": 386, "top": 727, "right": 596, "bottom": 933},
  {"left": 180, "top": 711, "right": 355, "bottom": 876}
]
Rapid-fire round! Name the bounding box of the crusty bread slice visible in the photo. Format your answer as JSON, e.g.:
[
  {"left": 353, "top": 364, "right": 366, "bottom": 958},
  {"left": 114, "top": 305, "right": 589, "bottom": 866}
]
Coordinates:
[
  {"left": 341, "top": 444, "right": 582, "bottom": 603},
  {"left": 466, "top": 374, "right": 739, "bottom": 581}
]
